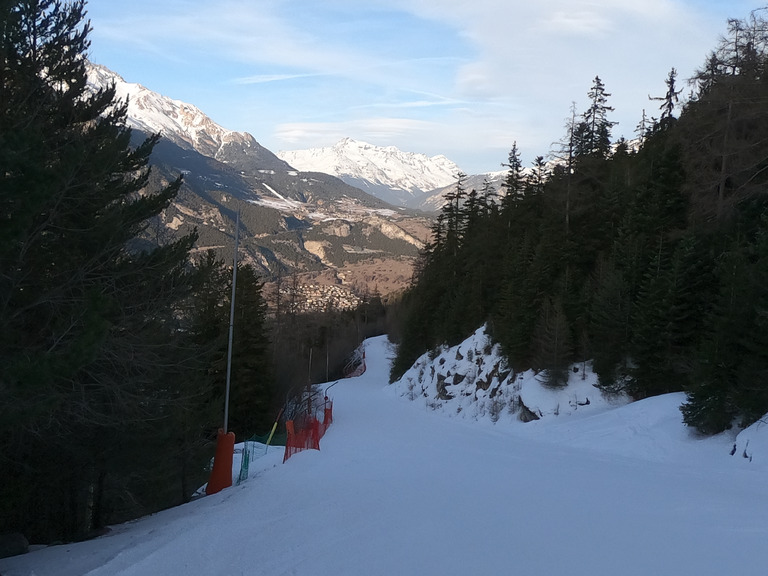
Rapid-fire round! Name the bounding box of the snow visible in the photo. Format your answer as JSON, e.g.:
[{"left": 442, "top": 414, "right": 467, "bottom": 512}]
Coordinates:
[
  {"left": 392, "top": 326, "right": 626, "bottom": 424},
  {"left": 86, "top": 63, "right": 252, "bottom": 159},
  {"left": 3, "top": 334, "right": 768, "bottom": 576},
  {"left": 277, "top": 138, "right": 461, "bottom": 197},
  {"left": 260, "top": 183, "right": 300, "bottom": 208}
]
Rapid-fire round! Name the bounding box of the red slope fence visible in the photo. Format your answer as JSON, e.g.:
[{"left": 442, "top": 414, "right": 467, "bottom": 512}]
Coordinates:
[
  {"left": 282, "top": 344, "right": 366, "bottom": 463},
  {"left": 283, "top": 396, "right": 333, "bottom": 463}
]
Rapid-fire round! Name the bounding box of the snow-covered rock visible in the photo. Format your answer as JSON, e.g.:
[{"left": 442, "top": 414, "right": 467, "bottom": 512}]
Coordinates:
[{"left": 391, "top": 325, "right": 630, "bottom": 425}]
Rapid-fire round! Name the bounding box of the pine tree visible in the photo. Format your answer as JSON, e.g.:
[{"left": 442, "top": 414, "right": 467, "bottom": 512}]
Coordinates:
[
  {"left": 441, "top": 171, "right": 467, "bottom": 259},
  {"left": 551, "top": 103, "right": 579, "bottom": 236},
  {"left": 683, "top": 213, "right": 768, "bottom": 432},
  {"left": 589, "top": 257, "right": 631, "bottom": 390},
  {"left": 574, "top": 76, "right": 616, "bottom": 159},
  {"left": 0, "top": 0, "right": 200, "bottom": 541},
  {"left": 227, "top": 264, "right": 274, "bottom": 437},
  {"left": 532, "top": 297, "right": 572, "bottom": 388},
  {"left": 501, "top": 142, "right": 525, "bottom": 214},
  {"left": 649, "top": 68, "right": 682, "bottom": 128}
]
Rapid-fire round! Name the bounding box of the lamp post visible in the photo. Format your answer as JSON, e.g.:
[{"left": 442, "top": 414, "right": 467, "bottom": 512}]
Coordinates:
[{"left": 223, "top": 210, "right": 240, "bottom": 434}]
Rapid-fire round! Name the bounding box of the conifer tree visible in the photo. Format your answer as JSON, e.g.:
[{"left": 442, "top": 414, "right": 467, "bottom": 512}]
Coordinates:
[
  {"left": 501, "top": 142, "right": 525, "bottom": 213},
  {"left": 589, "top": 257, "right": 631, "bottom": 390},
  {"left": 649, "top": 68, "right": 682, "bottom": 127},
  {"left": 574, "top": 76, "right": 616, "bottom": 159},
  {"left": 0, "top": 0, "right": 201, "bottom": 541},
  {"left": 532, "top": 297, "right": 572, "bottom": 387},
  {"left": 226, "top": 263, "right": 274, "bottom": 437},
  {"left": 441, "top": 171, "right": 467, "bottom": 258}
]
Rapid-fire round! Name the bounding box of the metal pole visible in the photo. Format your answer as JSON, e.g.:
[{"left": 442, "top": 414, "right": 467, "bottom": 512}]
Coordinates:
[
  {"left": 307, "top": 346, "right": 313, "bottom": 414},
  {"left": 223, "top": 210, "right": 240, "bottom": 434}
]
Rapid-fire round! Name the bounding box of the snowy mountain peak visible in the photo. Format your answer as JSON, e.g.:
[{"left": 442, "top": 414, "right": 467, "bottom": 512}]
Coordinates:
[
  {"left": 277, "top": 138, "right": 462, "bottom": 205},
  {"left": 86, "top": 62, "right": 257, "bottom": 161}
]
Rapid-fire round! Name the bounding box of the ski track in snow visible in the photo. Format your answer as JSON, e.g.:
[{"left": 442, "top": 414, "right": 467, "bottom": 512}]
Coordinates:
[{"left": 2, "top": 336, "right": 768, "bottom": 576}]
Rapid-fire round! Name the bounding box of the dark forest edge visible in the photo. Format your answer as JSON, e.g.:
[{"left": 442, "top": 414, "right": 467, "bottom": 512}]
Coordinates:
[
  {"left": 390, "top": 8, "right": 768, "bottom": 438},
  {"left": 0, "top": 0, "right": 386, "bottom": 544}
]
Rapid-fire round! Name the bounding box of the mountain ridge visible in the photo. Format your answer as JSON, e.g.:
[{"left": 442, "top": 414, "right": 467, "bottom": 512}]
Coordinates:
[
  {"left": 86, "top": 62, "right": 431, "bottom": 303},
  {"left": 86, "top": 63, "right": 291, "bottom": 172},
  {"left": 278, "top": 138, "right": 462, "bottom": 207}
]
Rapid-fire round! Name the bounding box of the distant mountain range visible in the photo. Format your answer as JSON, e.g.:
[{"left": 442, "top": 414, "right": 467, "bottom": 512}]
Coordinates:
[
  {"left": 86, "top": 63, "right": 432, "bottom": 304},
  {"left": 278, "top": 138, "right": 462, "bottom": 208},
  {"left": 86, "top": 63, "right": 510, "bottom": 304}
]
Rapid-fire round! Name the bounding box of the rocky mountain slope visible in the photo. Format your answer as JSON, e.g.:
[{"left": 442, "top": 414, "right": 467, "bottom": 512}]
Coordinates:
[
  {"left": 87, "top": 64, "right": 290, "bottom": 171},
  {"left": 278, "top": 138, "right": 461, "bottom": 208},
  {"left": 87, "top": 63, "right": 431, "bottom": 305}
]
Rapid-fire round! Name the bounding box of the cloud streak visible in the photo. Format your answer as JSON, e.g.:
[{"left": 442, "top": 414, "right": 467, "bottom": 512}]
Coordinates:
[{"left": 233, "top": 73, "right": 327, "bottom": 85}]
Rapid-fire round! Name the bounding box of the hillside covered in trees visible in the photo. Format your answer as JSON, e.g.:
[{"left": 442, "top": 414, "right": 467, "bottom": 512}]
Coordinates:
[{"left": 391, "top": 9, "right": 768, "bottom": 436}]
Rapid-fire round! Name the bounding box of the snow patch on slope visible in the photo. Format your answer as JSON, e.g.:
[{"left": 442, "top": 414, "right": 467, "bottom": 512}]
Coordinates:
[{"left": 391, "top": 325, "right": 627, "bottom": 425}]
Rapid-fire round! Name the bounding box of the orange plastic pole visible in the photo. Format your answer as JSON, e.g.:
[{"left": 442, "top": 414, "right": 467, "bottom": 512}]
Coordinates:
[{"left": 206, "top": 428, "right": 235, "bottom": 495}]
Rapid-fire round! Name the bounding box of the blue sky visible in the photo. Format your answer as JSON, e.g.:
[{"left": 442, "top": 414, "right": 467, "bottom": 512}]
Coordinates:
[{"left": 86, "top": 0, "right": 757, "bottom": 174}]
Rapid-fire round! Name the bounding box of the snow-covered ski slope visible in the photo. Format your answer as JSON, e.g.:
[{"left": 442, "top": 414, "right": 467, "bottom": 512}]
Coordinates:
[{"left": 2, "top": 335, "right": 768, "bottom": 576}]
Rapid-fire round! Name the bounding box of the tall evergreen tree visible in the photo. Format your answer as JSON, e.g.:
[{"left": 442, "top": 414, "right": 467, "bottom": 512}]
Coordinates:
[
  {"left": 589, "top": 257, "right": 631, "bottom": 390},
  {"left": 574, "top": 76, "right": 616, "bottom": 159},
  {"left": 501, "top": 142, "right": 525, "bottom": 213},
  {"left": 532, "top": 297, "right": 572, "bottom": 388},
  {"left": 649, "top": 68, "right": 682, "bottom": 127},
  {"left": 226, "top": 263, "right": 274, "bottom": 438},
  {"left": 0, "top": 0, "right": 201, "bottom": 541}
]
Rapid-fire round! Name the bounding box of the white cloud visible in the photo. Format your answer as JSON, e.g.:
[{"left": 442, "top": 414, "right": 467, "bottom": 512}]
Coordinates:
[
  {"left": 371, "top": 0, "right": 736, "bottom": 168},
  {"left": 233, "top": 73, "right": 326, "bottom": 85},
  {"left": 275, "top": 118, "right": 436, "bottom": 147},
  {"left": 543, "top": 9, "right": 613, "bottom": 36},
  {"left": 89, "top": 0, "right": 753, "bottom": 173}
]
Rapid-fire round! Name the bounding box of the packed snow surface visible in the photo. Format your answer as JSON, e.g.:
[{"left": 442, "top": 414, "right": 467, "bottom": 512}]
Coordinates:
[{"left": 3, "top": 335, "right": 768, "bottom": 576}]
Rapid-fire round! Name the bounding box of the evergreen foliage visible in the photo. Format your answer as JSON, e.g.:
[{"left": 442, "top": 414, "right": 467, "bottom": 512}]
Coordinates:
[
  {"left": 390, "top": 7, "right": 768, "bottom": 436},
  {"left": 0, "top": 0, "right": 272, "bottom": 543},
  {"left": 226, "top": 263, "right": 274, "bottom": 437}
]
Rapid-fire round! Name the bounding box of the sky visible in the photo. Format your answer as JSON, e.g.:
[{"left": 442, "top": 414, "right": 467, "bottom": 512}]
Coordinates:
[
  {"left": 2, "top": 334, "right": 767, "bottom": 576},
  {"left": 85, "top": 0, "right": 759, "bottom": 174}
]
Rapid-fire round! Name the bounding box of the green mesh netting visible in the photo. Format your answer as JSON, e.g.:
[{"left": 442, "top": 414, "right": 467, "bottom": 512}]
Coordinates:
[{"left": 236, "top": 432, "right": 288, "bottom": 484}]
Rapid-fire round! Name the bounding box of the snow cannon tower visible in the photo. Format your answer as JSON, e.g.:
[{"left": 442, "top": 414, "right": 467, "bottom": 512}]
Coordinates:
[{"left": 206, "top": 428, "right": 235, "bottom": 495}]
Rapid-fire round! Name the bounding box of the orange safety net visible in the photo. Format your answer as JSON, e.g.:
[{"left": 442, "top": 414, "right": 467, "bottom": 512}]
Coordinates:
[{"left": 283, "top": 398, "right": 333, "bottom": 463}]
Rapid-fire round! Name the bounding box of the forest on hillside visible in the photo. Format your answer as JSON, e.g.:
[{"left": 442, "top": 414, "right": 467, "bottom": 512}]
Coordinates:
[
  {"left": 391, "top": 8, "right": 768, "bottom": 437},
  {"left": 0, "top": 0, "right": 384, "bottom": 544}
]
